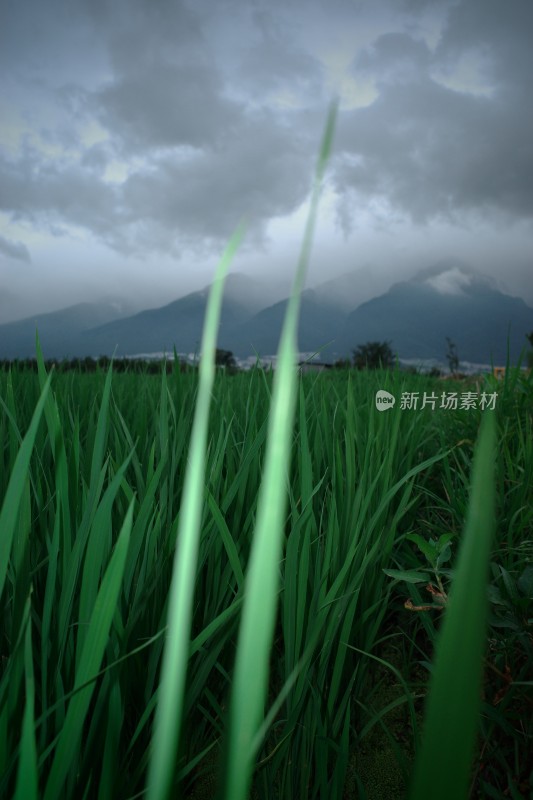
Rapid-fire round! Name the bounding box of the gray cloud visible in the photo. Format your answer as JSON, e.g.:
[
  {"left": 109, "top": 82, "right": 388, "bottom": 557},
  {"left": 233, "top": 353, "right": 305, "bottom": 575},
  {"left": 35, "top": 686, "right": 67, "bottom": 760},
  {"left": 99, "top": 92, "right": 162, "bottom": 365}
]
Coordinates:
[
  {"left": 0, "top": 234, "right": 31, "bottom": 263},
  {"left": 82, "top": 0, "right": 204, "bottom": 76},
  {"left": 0, "top": 0, "right": 531, "bottom": 322},
  {"left": 355, "top": 32, "right": 431, "bottom": 82},
  {"left": 0, "top": 107, "right": 316, "bottom": 257},
  {"left": 231, "top": 6, "right": 326, "bottom": 100},
  {"left": 435, "top": 0, "right": 533, "bottom": 91},
  {"left": 333, "top": 2, "right": 533, "bottom": 229},
  {"left": 0, "top": 145, "right": 120, "bottom": 239},
  {"left": 120, "top": 111, "right": 314, "bottom": 247},
  {"left": 93, "top": 62, "right": 241, "bottom": 153},
  {"left": 0, "top": 0, "right": 328, "bottom": 259},
  {"left": 5, "top": 0, "right": 531, "bottom": 243}
]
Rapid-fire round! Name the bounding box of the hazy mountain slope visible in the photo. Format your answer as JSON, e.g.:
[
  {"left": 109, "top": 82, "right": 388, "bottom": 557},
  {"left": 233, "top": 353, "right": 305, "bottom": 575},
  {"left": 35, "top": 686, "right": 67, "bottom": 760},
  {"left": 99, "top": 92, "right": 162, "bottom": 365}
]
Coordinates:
[
  {"left": 2, "top": 266, "right": 531, "bottom": 364},
  {"left": 78, "top": 288, "right": 254, "bottom": 357},
  {"left": 219, "top": 289, "right": 347, "bottom": 358},
  {"left": 0, "top": 302, "right": 128, "bottom": 359},
  {"left": 309, "top": 266, "right": 392, "bottom": 312},
  {"left": 335, "top": 279, "right": 533, "bottom": 364}
]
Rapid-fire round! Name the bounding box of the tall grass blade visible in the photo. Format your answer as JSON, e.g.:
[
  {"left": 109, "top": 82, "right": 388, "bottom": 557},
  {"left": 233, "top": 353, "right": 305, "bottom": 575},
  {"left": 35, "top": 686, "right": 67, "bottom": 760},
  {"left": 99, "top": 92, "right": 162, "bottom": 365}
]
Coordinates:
[
  {"left": 408, "top": 410, "right": 497, "bottom": 800},
  {"left": 0, "top": 374, "right": 52, "bottom": 601},
  {"left": 14, "top": 595, "right": 38, "bottom": 800},
  {"left": 146, "top": 221, "right": 246, "bottom": 800},
  {"left": 43, "top": 500, "right": 134, "bottom": 800},
  {"left": 221, "top": 100, "right": 338, "bottom": 800}
]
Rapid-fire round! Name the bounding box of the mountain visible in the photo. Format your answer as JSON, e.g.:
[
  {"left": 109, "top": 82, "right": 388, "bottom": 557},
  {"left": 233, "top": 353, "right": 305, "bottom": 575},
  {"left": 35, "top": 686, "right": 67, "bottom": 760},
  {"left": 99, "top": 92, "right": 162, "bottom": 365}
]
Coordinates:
[
  {"left": 308, "top": 266, "right": 392, "bottom": 312},
  {"left": 220, "top": 265, "right": 533, "bottom": 365},
  {"left": 221, "top": 271, "right": 291, "bottom": 313},
  {"left": 219, "top": 288, "right": 346, "bottom": 358},
  {"left": 77, "top": 284, "right": 254, "bottom": 358},
  {"left": 0, "top": 273, "right": 275, "bottom": 360},
  {"left": 1, "top": 265, "right": 531, "bottom": 365},
  {"left": 0, "top": 302, "right": 129, "bottom": 360},
  {"left": 334, "top": 269, "right": 533, "bottom": 365},
  {"left": 77, "top": 271, "right": 288, "bottom": 358}
]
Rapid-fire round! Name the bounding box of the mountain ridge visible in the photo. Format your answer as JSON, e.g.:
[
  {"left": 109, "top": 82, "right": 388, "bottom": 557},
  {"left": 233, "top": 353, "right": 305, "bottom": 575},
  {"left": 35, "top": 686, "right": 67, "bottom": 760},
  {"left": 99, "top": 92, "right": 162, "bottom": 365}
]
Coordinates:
[{"left": 1, "top": 266, "right": 532, "bottom": 365}]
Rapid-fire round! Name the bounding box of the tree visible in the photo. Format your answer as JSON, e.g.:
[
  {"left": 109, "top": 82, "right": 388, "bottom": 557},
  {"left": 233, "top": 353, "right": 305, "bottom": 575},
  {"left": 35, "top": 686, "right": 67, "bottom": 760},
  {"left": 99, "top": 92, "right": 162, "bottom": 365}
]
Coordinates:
[
  {"left": 445, "top": 337, "right": 459, "bottom": 375},
  {"left": 215, "top": 348, "right": 237, "bottom": 372},
  {"left": 333, "top": 357, "right": 351, "bottom": 369},
  {"left": 352, "top": 341, "right": 394, "bottom": 370}
]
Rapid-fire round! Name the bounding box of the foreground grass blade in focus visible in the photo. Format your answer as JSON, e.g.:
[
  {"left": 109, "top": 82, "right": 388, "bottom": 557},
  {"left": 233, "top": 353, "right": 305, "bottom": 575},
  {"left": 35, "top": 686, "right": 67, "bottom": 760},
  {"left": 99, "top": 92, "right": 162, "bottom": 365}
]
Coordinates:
[
  {"left": 146, "top": 221, "right": 246, "bottom": 800},
  {"left": 409, "top": 410, "right": 497, "bottom": 800},
  {"left": 221, "top": 100, "right": 338, "bottom": 800}
]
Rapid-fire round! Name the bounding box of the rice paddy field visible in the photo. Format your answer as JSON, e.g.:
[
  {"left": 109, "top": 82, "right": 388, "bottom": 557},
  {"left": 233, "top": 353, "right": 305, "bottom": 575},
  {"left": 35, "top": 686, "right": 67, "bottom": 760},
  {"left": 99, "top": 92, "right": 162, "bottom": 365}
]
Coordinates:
[{"left": 1, "top": 107, "right": 532, "bottom": 799}]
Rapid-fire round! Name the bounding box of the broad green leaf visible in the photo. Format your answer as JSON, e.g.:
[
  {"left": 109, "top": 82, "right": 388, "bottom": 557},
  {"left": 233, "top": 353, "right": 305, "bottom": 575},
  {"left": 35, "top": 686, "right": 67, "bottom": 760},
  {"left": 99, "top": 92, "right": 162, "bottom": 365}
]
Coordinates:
[{"left": 383, "top": 568, "right": 431, "bottom": 584}]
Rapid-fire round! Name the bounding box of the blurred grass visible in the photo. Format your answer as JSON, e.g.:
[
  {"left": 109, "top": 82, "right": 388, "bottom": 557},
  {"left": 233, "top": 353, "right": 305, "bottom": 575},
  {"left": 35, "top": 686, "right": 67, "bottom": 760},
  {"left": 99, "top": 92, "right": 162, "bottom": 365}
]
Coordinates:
[
  {"left": 147, "top": 222, "right": 246, "bottom": 800},
  {"left": 221, "top": 100, "right": 337, "bottom": 800}
]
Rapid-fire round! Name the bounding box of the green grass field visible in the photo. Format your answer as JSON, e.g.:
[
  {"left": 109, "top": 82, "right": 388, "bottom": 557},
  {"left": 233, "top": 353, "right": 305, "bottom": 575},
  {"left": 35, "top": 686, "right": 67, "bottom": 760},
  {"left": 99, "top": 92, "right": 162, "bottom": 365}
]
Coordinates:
[
  {"left": 1, "top": 358, "right": 531, "bottom": 799},
  {"left": 1, "top": 105, "right": 531, "bottom": 799}
]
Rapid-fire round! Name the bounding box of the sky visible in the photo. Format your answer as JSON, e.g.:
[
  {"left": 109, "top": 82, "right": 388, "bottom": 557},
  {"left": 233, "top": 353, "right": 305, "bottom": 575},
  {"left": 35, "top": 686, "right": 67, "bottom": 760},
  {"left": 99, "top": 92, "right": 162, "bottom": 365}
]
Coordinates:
[{"left": 1, "top": 0, "right": 532, "bottom": 324}]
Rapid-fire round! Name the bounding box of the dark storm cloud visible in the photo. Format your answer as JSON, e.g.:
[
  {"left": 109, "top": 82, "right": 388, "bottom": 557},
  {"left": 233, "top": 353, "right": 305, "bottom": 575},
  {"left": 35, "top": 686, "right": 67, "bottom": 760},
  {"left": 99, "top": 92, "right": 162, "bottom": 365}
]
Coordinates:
[
  {"left": 0, "top": 0, "right": 327, "bottom": 257},
  {"left": 0, "top": 144, "right": 120, "bottom": 240},
  {"left": 230, "top": 6, "right": 326, "bottom": 99},
  {"left": 435, "top": 0, "right": 533, "bottom": 91},
  {"left": 84, "top": 0, "right": 325, "bottom": 154},
  {"left": 82, "top": 0, "right": 203, "bottom": 76},
  {"left": 333, "top": 0, "right": 533, "bottom": 229},
  {"left": 399, "top": 0, "right": 457, "bottom": 9},
  {"left": 0, "top": 109, "right": 316, "bottom": 256},
  {"left": 355, "top": 32, "right": 431, "bottom": 80},
  {"left": 1, "top": 0, "right": 531, "bottom": 271},
  {"left": 0, "top": 234, "right": 31, "bottom": 263},
  {"left": 81, "top": 0, "right": 238, "bottom": 152},
  {"left": 93, "top": 62, "right": 241, "bottom": 152},
  {"left": 119, "top": 110, "right": 314, "bottom": 248},
  {"left": 334, "top": 77, "right": 533, "bottom": 226}
]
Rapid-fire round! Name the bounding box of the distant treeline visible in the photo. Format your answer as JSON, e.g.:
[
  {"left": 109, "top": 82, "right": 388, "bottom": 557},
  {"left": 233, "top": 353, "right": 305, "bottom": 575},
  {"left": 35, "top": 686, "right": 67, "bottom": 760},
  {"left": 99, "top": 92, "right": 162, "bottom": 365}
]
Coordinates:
[{"left": 0, "top": 356, "right": 197, "bottom": 374}]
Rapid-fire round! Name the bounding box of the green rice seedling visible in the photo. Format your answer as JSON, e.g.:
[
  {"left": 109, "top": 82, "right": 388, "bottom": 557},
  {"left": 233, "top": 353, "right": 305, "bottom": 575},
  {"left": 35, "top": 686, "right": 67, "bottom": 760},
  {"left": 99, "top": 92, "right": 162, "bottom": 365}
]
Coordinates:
[
  {"left": 0, "top": 372, "right": 51, "bottom": 601},
  {"left": 408, "top": 410, "right": 496, "bottom": 800},
  {"left": 220, "top": 100, "right": 338, "bottom": 800},
  {"left": 146, "top": 222, "right": 246, "bottom": 800},
  {"left": 14, "top": 596, "right": 38, "bottom": 800},
  {"left": 42, "top": 500, "right": 134, "bottom": 800},
  {"left": 1, "top": 102, "right": 530, "bottom": 800}
]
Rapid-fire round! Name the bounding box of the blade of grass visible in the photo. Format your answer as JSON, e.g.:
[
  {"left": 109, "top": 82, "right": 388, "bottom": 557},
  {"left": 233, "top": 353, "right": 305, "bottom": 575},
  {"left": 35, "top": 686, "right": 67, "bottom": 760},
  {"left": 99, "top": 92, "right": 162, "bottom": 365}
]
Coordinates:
[
  {"left": 43, "top": 500, "right": 134, "bottom": 800},
  {"left": 408, "top": 410, "right": 497, "bottom": 800},
  {"left": 221, "top": 99, "right": 338, "bottom": 800},
  {"left": 76, "top": 448, "right": 134, "bottom": 669},
  {"left": 0, "top": 373, "right": 52, "bottom": 601},
  {"left": 146, "top": 220, "right": 246, "bottom": 800},
  {"left": 14, "top": 594, "right": 38, "bottom": 800}
]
